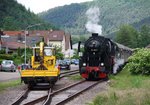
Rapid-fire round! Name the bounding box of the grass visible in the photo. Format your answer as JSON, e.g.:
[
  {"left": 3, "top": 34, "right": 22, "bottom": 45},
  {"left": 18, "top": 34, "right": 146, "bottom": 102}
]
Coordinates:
[
  {"left": 69, "top": 74, "right": 83, "bottom": 81},
  {"left": 0, "top": 79, "right": 22, "bottom": 92},
  {"left": 88, "top": 69, "right": 150, "bottom": 105}
]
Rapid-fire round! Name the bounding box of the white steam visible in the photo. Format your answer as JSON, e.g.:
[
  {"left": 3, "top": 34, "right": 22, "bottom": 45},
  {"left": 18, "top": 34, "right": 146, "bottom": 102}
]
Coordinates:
[
  {"left": 113, "top": 59, "right": 125, "bottom": 74},
  {"left": 85, "top": 7, "right": 102, "bottom": 35}
]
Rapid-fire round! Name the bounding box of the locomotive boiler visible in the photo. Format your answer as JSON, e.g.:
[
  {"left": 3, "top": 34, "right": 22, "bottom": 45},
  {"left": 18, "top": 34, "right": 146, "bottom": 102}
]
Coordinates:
[{"left": 78, "top": 33, "right": 119, "bottom": 80}]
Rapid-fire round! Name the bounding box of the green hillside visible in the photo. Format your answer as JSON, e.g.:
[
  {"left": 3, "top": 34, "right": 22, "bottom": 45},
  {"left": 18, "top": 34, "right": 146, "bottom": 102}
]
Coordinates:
[
  {"left": 0, "top": 0, "right": 56, "bottom": 30},
  {"left": 39, "top": 3, "right": 88, "bottom": 34},
  {"left": 39, "top": 0, "right": 150, "bottom": 35}
]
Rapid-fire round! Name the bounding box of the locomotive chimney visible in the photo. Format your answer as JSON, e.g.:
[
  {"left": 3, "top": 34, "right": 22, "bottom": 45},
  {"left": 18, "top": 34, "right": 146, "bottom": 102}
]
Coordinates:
[{"left": 92, "top": 33, "right": 98, "bottom": 37}]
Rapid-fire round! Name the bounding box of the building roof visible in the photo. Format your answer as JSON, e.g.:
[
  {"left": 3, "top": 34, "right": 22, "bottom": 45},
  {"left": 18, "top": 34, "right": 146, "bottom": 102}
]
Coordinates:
[
  {"left": 1, "top": 35, "right": 43, "bottom": 47},
  {"left": 2, "top": 41, "right": 26, "bottom": 49},
  {"left": 47, "top": 30, "right": 64, "bottom": 41},
  {"left": 3, "top": 31, "right": 23, "bottom": 36},
  {"left": 1, "top": 30, "right": 72, "bottom": 51},
  {"left": 3, "top": 30, "right": 66, "bottom": 41},
  {"left": 26, "top": 36, "right": 43, "bottom": 46},
  {"left": 28, "top": 30, "right": 50, "bottom": 37},
  {"left": 27, "top": 30, "right": 65, "bottom": 42}
]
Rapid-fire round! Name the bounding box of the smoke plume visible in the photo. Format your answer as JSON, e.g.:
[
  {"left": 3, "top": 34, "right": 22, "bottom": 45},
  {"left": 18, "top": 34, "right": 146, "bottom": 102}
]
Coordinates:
[
  {"left": 113, "top": 59, "right": 125, "bottom": 74},
  {"left": 85, "top": 7, "right": 102, "bottom": 35}
]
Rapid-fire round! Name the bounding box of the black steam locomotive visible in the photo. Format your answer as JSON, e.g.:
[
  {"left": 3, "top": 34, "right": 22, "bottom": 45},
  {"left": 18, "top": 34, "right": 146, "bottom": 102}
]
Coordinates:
[{"left": 78, "top": 33, "right": 132, "bottom": 80}]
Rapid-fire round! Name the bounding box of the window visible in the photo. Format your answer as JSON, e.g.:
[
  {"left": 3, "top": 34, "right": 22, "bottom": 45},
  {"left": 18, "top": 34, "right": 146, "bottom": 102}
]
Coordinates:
[{"left": 44, "top": 49, "right": 52, "bottom": 56}]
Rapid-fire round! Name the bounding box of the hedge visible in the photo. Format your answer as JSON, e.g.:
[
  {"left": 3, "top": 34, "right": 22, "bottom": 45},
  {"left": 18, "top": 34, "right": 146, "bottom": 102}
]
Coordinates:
[
  {"left": 124, "top": 48, "right": 150, "bottom": 75},
  {"left": 0, "top": 54, "right": 13, "bottom": 60}
]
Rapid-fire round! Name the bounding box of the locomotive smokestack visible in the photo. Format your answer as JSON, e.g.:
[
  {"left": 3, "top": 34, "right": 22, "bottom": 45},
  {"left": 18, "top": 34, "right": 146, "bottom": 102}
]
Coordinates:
[{"left": 92, "top": 33, "right": 98, "bottom": 37}]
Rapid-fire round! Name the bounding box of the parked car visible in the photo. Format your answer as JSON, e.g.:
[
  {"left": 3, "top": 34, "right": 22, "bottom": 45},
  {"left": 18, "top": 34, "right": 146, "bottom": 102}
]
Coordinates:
[
  {"left": 64, "top": 59, "right": 71, "bottom": 65},
  {"left": 1, "top": 60, "right": 16, "bottom": 72},
  {"left": 18, "top": 64, "right": 31, "bottom": 71},
  {"left": 71, "top": 59, "right": 76, "bottom": 64},
  {"left": 58, "top": 60, "right": 70, "bottom": 70},
  {"left": 74, "top": 59, "right": 79, "bottom": 65}
]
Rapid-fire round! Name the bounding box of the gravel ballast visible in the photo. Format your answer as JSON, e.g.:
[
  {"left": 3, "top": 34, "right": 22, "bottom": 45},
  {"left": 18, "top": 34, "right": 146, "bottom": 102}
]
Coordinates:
[
  {"left": 0, "top": 77, "right": 108, "bottom": 105},
  {"left": 66, "top": 81, "right": 108, "bottom": 105}
]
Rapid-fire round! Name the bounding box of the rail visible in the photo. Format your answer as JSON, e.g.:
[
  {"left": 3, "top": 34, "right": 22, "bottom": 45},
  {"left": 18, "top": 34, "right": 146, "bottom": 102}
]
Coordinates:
[{"left": 59, "top": 69, "right": 79, "bottom": 79}]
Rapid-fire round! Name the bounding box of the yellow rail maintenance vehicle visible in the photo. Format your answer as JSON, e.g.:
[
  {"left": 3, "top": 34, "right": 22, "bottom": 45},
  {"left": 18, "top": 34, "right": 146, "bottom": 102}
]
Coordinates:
[{"left": 21, "top": 42, "right": 60, "bottom": 87}]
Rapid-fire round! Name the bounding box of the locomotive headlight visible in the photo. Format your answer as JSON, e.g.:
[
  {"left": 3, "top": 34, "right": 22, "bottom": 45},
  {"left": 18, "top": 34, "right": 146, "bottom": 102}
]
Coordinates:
[
  {"left": 100, "top": 63, "right": 104, "bottom": 66},
  {"left": 83, "top": 63, "right": 86, "bottom": 66}
]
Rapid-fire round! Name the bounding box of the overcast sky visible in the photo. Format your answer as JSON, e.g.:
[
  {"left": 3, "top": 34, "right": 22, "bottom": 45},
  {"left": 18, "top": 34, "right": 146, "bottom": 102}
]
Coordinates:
[{"left": 16, "top": 0, "right": 93, "bottom": 14}]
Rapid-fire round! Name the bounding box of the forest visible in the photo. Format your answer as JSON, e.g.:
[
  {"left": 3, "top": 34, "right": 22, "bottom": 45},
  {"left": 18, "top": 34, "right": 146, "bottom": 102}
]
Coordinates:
[
  {"left": 0, "top": 0, "right": 56, "bottom": 31},
  {"left": 39, "top": 0, "right": 150, "bottom": 36}
]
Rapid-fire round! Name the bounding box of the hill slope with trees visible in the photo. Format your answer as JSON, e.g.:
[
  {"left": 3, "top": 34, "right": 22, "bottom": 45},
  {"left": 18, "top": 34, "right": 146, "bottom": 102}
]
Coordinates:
[
  {"left": 0, "top": 0, "right": 56, "bottom": 30},
  {"left": 39, "top": 0, "right": 150, "bottom": 35}
]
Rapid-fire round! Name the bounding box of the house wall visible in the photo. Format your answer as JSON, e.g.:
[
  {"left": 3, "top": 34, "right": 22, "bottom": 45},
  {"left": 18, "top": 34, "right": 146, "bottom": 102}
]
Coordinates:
[
  {"left": 47, "top": 35, "right": 66, "bottom": 54},
  {"left": 62, "top": 35, "right": 66, "bottom": 53},
  {"left": 48, "top": 41, "right": 62, "bottom": 47}
]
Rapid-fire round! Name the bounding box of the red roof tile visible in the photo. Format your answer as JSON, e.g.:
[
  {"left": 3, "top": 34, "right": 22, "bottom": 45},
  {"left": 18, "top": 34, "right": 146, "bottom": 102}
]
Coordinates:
[
  {"left": 47, "top": 30, "right": 64, "bottom": 41},
  {"left": 3, "top": 31, "right": 23, "bottom": 36},
  {"left": 3, "top": 42, "right": 28, "bottom": 49}
]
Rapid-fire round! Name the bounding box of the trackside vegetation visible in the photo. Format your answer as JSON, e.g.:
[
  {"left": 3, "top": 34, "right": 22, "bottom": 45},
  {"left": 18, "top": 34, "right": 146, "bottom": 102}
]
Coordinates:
[
  {"left": 124, "top": 48, "right": 150, "bottom": 75},
  {"left": 69, "top": 74, "right": 83, "bottom": 81},
  {"left": 89, "top": 70, "right": 150, "bottom": 105},
  {"left": 0, "top": 79, "right": 21, "bottom": 92},
  {"left": 89, "top": 48, "right": 150, "bottom": 105}
]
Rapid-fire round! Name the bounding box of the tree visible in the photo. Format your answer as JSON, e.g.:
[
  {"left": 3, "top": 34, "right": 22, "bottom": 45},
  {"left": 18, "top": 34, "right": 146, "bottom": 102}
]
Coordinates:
[
  {"left": 2, "top": 16, "right": 18, "bottom": 30},
  {"left": 115, "top": 25, "right": 139, "bottom": 48},
  {"left": 55, "top": 46, "right": 64, "bottom": 59},
  {"left": 139, "top": 25, "right": 150, "bottom": 47},
  {"left": 17, "top": 47, "right": 21, "bottom": 56}
]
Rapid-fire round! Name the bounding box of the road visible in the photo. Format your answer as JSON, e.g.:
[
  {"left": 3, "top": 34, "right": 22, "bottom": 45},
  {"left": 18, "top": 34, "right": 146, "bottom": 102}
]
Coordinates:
[
  {"left": 0, "top": 70, "right": 21, "bottom": 82},
  {"left": 0, "top": 65, "right": 79, "bottom": 82}
]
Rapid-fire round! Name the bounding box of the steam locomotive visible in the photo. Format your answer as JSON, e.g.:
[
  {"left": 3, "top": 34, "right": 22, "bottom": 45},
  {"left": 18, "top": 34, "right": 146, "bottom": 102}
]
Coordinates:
[{"left": 78, "top": 33, "right": 132, "bottom": 80}]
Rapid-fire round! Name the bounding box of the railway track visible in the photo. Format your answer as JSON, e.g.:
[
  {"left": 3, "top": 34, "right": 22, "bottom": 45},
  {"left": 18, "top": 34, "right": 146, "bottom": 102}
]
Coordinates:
[
  {"left": 59, "top": 69, "right": 79, "bottom": 79},
  {"left": 13, "top": 70, "right": 101, "bottom": 105},
  {"left": 12, "top": 80, "right": 102, "bottom": 105},
  {"left": 45, "top": 80, "right": 102, "bottom": 105},
  {"left": 12, "top": 70, "right": 79, "bottom": 105},
  {"left": 12, "top": 84, "right": 51, "bottom": 105}
]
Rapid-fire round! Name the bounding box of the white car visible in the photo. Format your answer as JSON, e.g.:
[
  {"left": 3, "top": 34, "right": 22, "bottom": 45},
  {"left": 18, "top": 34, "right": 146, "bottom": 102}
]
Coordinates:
[{"left": 1, "top": 60, "right": 16, "bottom": 72}]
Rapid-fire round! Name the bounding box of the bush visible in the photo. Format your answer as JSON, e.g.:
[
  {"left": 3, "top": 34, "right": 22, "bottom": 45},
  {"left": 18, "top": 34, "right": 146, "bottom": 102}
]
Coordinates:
[
  {"left": 124, "top": 48, "right": 150, "bottom": 75},
  {"left": 0, "top": 54, "right": 13, "bottom": 60},
  {"left": 13, "top": 56, "right": 24, "bottom": 65},
  {"left": 0, "top": 50, "right": 5, "bottom": 54},
  {"left": 0, "top": 59, "right": 3, "bottom": 64}
]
